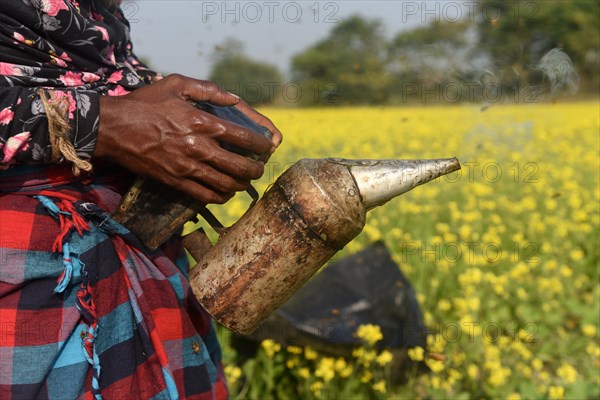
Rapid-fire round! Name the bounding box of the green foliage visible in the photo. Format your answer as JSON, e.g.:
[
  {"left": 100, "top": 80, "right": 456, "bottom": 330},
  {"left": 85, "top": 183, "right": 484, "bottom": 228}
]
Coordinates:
[
  {"left": 140, "top": 3, "right": 598, "bottom": 107},
  {"left": 476, "top": 0, "right": 600, "bottom": 83},
  {"left": 223, "top": 330, "right": 396, "bottom": 399},
  {"left": 386, "top": 21, "right": 475, "bottom": 102},
  {"left": 288, "top": 3, "right": 599, "bottom": 106},
  {"left": 209, "top": 38, "right": 283, "bottom": 105},
  {"left": 291, "top": 15, "right": 392, "bottom": 105},
  {"left": 387, "top": 20, "right": 473, "bottom": 74},
  {"left": 477, "top": 1, "right": 599, "bottom": 68}
]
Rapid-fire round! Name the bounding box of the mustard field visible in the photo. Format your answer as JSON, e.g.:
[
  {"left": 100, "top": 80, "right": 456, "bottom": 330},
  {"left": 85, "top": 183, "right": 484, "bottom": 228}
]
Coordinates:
[{"left": 200, "top": 101, "right": 600, "bottom": 399}]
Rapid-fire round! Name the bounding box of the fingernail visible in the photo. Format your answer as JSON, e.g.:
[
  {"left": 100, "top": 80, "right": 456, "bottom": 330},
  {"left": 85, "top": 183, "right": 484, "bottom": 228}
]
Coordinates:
[
  {"left": 228, "top": 92, "right": 240, "bottom": 101},
  {"left": 269, "top": 146, "right": 276, "bottom": 155}
]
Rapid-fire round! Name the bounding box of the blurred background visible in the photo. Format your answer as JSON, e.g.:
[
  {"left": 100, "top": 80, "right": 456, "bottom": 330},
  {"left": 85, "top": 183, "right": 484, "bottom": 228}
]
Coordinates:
[
  {"left": 128, "top": 1, "right": 599, "bottom": 399},
  {"left": 127, "top": 0, "right": 598, "bottom": 106}
]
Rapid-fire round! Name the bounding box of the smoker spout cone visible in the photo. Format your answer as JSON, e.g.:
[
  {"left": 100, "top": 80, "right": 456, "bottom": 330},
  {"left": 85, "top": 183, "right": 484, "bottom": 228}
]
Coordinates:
[{"left": 347, "top": 158, "right": 461, "bottom": 210}]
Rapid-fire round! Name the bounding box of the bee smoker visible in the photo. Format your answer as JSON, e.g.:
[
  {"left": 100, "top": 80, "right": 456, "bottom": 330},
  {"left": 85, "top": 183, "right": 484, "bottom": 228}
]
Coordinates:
[{"left": 189, "top": 157, "right": 461, "bottom": 335}]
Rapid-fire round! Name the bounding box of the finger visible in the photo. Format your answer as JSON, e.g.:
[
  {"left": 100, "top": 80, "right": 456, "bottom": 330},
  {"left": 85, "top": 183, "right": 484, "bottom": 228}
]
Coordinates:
[
  {"left": 168, "top": 74, "right": 240, "bottom": 106},
  {"left": 198, "top": 112, "right": 274, "bottom": 156},
  {"left": 208, "top": 147, "right": 266, "bottom": 180},
  {"left": 189, "top": 163, "right": 251, "bottom": 193},
  {"left": 269, "top": 126, "right": 283, "bottom": 148},
  {"left": 165, "top": 174, "right": 235, "bottom": 204},
  {"left": 234, "top": 102, "right": 283, "bottom": 147}
]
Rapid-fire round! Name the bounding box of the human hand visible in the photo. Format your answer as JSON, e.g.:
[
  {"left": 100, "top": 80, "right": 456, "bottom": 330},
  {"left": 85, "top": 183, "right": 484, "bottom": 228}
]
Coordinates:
[{"left": 95, "top": 74, "right": 274, "bottom": 204}]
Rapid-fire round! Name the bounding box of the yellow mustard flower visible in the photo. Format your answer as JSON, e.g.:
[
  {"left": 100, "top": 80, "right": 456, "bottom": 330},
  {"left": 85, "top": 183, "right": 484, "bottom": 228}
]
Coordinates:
[
  {"left": 362, "top": 350, "right": 377, "bottom": 365},
  {"left": 487, "top": 366, "right": 511, "bottom": 387},
  {"left": 407, "top": 347, "right": 425, "bottom": 362},
  {"left": 260, "top": 339, "right": 281, "bottom": 358},
  {"left": 287, "top": 345, "right": 303, "bottom": 355},
  {"left": 286, "top": 357, "right": 299, "bottom": 369},
  {"left": 467, "top": 364, "right": 479, "bottom": 380},
  {"left": 516, "top": 287, "right": 528, "bottom": 300},
  {"left": 435, "top": 222, "right": 450, "bottom": 233},
  {"left": 309, "top": 381, "right": 323, "bottom": 396},
  {"left": 427, "top": 334, "right": 447, "bottom": 353},
  {"left": 520, "top": 364, "right": 533, "bottom": 378},
  {"left": 556, "top": 363, "right": 578, "bottom": 384},
  {"left": 360, "top": 371, "right": 373, "bottom": 383},
  {"left": 372, "top": 380, "right": 386, "bottom": 394},
  {"left": 448, "top": 368, "right": 462, "bottom": 382},
  {"left": 376, "top": 350, "right": 393, "bottom": 366},
  {"left": 339, "top": 365, "right": 353, "bottom": 379},
  {"left": 426, "top": 358, "right": 445, "bottom": 373},
  {"left": 334, "top": 357, "right": 347, "bottom": 372},
  {"left": 560, "top": 266, "right": 573, "bottom": 277},
  {"left": 548, "top": 385, "right": 565, "bottom": 399},
  {"left": 569, "top": 249, "right": 584, "bottom": 261},
  {"left": 315, "top": 357, "right": 336, "bottom": 382},
  {"left": 352, "top": 347, "right": 364, "bottom": 359},
  {"left": 467, "top": 297, "right": 480, "bottom": 311},
  {"left": 304, "top": 346, "right": 318, "bottom": 360},
  {"left": 297, "top": 367, "right": 310, "bottom": 379},
  {"left": 586, "top": 342, "right": 600, "bottom": 357},
  {"left": 539, "top": 371, "right": 551, "bottom": 383},
  {"left": 453, "top": 351, "right": 466, "bottom": 365},
  {"left": 356, "top": 324, "right": 384, "bottom": 345},
  {"left": 224, "top": 365, "right": 242, "bottom": 384},
  {"left": 582, "top": 324, "right": 597, "bottom": 337},
  {"left": 511, "top": 342, "right": 532, "bottom": 360},
  {"left": 438, "top": 299, "right": 452, "bottom": 311}
]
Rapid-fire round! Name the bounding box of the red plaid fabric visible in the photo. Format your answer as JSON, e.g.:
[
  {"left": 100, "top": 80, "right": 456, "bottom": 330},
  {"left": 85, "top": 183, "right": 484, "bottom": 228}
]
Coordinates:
[{"left": 0, "top": 164, "right": 228, "bottom": 399}]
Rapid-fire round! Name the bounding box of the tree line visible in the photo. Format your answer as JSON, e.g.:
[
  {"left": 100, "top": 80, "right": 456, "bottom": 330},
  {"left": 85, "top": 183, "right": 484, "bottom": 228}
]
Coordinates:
[{"left": 209, "top": 1, "right": 599, "bottom": 106}]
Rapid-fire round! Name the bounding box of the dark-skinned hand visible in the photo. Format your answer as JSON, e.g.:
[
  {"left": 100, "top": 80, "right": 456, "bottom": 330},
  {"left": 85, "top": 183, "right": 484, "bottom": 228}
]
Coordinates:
[{"left": 94, "top": 74, "right": 281, "bottom": 204}]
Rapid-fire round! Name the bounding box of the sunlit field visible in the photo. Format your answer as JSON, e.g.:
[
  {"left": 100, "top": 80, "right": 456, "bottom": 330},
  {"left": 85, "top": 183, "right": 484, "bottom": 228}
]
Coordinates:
[{"left": 196, "top": 101, "right": 600, "bottom": 399}]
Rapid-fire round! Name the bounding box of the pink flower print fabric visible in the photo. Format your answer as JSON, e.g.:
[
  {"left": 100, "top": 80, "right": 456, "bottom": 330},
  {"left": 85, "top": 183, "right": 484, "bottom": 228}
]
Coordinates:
[{"left": 0, "top": 0, "right": 158, "bottom": 168}]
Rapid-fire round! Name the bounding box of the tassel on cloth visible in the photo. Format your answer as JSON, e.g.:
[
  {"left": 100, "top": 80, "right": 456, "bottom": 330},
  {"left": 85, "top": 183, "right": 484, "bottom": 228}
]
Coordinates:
[
  {"left": 78, "top": 287, "right": 101, "bottom": 400},
  {"left": 35, "top": 194, "right": 90, "bottom": 253},
  {"left": 35, "top": 194, "right": 102, "bottom": 399},
  {"left": 55, "top": 242, "right": 82, "bottom": 293}
]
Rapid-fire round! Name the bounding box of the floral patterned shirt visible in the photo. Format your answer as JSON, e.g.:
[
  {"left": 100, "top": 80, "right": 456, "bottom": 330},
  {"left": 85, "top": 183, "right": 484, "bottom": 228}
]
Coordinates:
[{"left": 0, "top": 0, "right": 157, "bottom": 169}]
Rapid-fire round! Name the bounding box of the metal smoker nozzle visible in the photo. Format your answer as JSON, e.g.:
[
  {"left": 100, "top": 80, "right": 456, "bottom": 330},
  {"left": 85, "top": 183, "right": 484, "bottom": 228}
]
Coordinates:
[{"left": 348, "top": 158, "right": 461, "bottom": 209}]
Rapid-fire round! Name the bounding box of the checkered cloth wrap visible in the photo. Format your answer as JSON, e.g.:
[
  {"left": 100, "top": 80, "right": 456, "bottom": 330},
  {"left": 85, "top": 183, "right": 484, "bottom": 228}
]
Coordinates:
[{"left": 0, "top": 165, "right": 228, "bottom": 399}]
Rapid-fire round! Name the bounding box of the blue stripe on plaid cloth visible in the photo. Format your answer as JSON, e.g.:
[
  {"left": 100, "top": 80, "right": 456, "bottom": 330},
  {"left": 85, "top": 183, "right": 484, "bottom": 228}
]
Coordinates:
[{"left": 0, "top": 165, "right": 228, "bottom": 400}]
